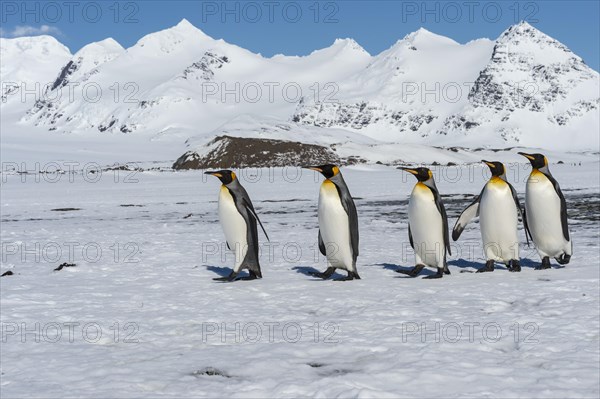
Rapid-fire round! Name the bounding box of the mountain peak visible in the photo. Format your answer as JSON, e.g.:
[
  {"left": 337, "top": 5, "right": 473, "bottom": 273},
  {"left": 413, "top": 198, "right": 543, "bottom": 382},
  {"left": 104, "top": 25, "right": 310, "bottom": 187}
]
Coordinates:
[
  {"left": 169, "top": 18, "right": 213, "bottom": 40},
  {"left": 298, "top": 38, "right": 370, "bottom": 60},
  {"left": 403, "top": 27, "right": 433, "bottom": 40},
  {"left": 173, "top": 18, "right": 197, "bottom": 31},
  {"left": 415, "top": 27, "right": 433, "bottom": 35},
  {"left": 332, "top": 38, "right": 368, "bottom": 53},
  {"left": 0, "top": 34, "right": 71, "bottom": 55},
  {"left": 500, "top": 20, "right": 545, "bottom": 40},
  {"left": 130, "top": 19, "right": 214, "bottom": 53},
  {"left": 516, "top": 20, "right": 534, "bottom": 28},
  {"left": 496, "top": 20, "right": 579, "bottom": 63},
  {"left": 74, "top": 38, "right": 124, "bottom": 58},
  {"left": 400, "top": 28, "right": 459, "bottom": 47}
]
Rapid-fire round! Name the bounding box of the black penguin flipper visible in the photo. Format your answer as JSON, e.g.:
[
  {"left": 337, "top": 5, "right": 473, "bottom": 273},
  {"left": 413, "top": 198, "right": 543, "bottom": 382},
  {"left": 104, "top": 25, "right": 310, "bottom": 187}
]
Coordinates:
[
  {"left": 522, "top": 207, "right": 533, "bottom": 244},
  {"left": 241, "top": 210, "right": 262, "bottom": 277},
  {"left": 334, "top": 183, "right": 359, "bottom": 260},
  {"left": 508, "top": 182, "right": 531, "bottom": 246},
  {"left": 452, "top": 192, "right": 481, "bottom": 241},
  {"left": 318, "top": 230, "right": 327, "bottom": 256},
  {"left": 441, "top": 203, "right": 451, "bottom": 256},
  {"left": 243, "top": 198, "right": 269, "bottom": 241},
  {"left": 544, "top": 172, "right": 570, "bottom": 242},
  {"left": 408, "top": 224, "right": 414, "bottom": 250},
  {"left": 427, "top": 185, "right": 452, "bottom": 256}
]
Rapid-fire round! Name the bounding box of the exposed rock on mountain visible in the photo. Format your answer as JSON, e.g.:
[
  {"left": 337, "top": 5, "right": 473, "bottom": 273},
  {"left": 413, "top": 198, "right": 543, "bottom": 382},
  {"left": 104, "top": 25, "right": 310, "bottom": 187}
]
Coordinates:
[
  {"left": 172, "top": 135, "right": 339, "bottom": 169},
  {"left": 2, "top": 20, "right": 598, "bottom": 161}
]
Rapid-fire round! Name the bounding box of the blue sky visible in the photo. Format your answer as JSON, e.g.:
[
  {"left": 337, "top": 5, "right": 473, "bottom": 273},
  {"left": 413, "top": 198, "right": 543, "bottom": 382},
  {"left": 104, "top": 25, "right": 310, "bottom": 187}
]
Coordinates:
[{"left": 1, "top": 1, "right": 598, "bottom": 70}]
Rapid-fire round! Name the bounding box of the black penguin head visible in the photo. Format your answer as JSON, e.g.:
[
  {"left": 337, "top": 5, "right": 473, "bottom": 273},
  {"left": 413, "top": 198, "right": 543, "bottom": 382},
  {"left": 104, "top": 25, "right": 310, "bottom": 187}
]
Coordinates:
[
  {"left": 400, "top": 167, "right": 432, "bottom": 183},
  {"left": 518, "top": 152, "right": 547, "bottom": 169},
  {"left": 482, "top": 160, "right": 505, "bottom": 177},
  {"left": 305, "top": 164, "right": 340, "bottom": 179},
  {"left": 205, "top": 170, "right": 236, "bottom": 185}
]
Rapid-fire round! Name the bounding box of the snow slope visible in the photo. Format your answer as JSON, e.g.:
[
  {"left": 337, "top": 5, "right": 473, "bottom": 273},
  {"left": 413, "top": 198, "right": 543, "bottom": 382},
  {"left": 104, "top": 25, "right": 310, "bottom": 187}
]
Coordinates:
[
  {"left": 294, "top": 22, "right": 599, "bottom": 150},
  {"left": 293, "top": 29, "right": 495, "bottom": 141},
  {"left": 1, "top": 163, "right": 599, "bottom": 397},
  {"left": 0, "top": 35, "right": 72, "bottom": 115},
  {"left": 17, "top": 19, "right": 372, "bottom": 137},
  {"left": 180, "top": 116, "right": 600, "bottom": 167},
  {"left": 1, "top": 20, "right": 598, "bottom": 165}
]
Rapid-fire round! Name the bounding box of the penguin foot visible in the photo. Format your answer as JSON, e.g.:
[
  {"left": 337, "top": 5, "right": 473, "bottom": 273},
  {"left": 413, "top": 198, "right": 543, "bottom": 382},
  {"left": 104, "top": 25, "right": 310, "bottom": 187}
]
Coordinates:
[
  {"left": 213, "top": 271, "right": 238, "bottom": 282},
  {"left": 213, "top": 276, "right": 236, "bottom": 282},
  {"left": 535, "top": 257, "right": 551, "bottom": 270},
  {"left": 397, "top": 264, "right": 424, "bottom": 277},
  {"left": 477, "top": 261, "right": 495, "bottom": 273},
  {"left": 334, "top": 271, "right": 360, "bottom": 281},
  {"left": 508, "top": 260, "right": 521, "bottom": 272},
  {"left": 423, "top": 269, "right": 444, "bottom": 279},
  {"left": 309, "top": 267, "right": 335, "bottom": 280},
  {"left": 239, "top": 270, "right": 261, "bottom": 280}
]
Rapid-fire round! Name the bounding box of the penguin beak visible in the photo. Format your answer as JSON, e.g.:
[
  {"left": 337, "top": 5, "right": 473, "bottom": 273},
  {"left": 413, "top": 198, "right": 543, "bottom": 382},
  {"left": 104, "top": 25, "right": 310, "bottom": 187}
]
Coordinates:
[
  {"left": 305, "top": 166, "right": 323, "bottom": 173},
  {"left": 399, "top": 167, "right": 419, "bottom": 175},
  {"left": 518, "top": 152, "right": 535, "bottom": 161},
  {"left": 204, "top": 171, "right": 223, "bottom": 178},
  {"left": 482, "top": 160, "right": 495, "bottom": 169}
]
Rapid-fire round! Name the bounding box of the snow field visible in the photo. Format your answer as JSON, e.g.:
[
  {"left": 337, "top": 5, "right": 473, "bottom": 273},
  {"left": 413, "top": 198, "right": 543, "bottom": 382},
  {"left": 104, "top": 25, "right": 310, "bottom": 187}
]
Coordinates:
[{"left": 1, "top": 163, "right": 598, "bottom": 397}]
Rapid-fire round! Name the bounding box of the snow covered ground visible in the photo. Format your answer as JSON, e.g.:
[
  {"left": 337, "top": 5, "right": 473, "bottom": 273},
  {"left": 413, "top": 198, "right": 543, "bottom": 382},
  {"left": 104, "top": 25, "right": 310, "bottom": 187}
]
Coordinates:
[{"left": 1, "top": 160, "right": 599, "bottom": 398}]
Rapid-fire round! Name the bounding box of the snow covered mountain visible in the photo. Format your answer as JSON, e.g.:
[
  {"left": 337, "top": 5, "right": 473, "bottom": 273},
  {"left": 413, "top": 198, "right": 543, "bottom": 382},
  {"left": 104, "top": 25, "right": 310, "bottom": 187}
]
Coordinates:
[
  {"left": 13, "top": 19, "right": 371, "bottom": 137},
  {"left": 1, "top": 19, "right": 598, "bottom": 165},
  {"left": 293, "top": 22, "right": 599, "bottom": 150},
  {"left": 0, "top": 35, "right": 71, "bottom": 111},
  {"left": 292, "top": 29, "right": 494, "bottom": 139}
]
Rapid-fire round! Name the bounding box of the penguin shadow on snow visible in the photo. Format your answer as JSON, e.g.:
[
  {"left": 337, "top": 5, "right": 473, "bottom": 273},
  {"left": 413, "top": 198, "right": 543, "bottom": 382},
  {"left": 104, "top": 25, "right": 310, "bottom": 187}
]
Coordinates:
[
  {"left": 447, "top": 258, "right": 482, "bottom": 272},
  {"left": 448, "top": 258, "right": 541, "bottom": 272},
  {"left": 375, "top": 263, "right": 438, "bottom": 278},
  {"left": 520, "top": 258, "right": 556, "bottom": 269},
  {"left": 292, "top": 266, "right": 349, "bottom": 281}
]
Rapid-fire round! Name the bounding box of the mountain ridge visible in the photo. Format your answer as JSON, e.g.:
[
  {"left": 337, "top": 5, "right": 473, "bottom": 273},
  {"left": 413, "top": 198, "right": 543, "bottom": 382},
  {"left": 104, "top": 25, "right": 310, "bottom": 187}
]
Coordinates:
[{"left": 1, "top": 19, "right": 598, "bottom": 162}]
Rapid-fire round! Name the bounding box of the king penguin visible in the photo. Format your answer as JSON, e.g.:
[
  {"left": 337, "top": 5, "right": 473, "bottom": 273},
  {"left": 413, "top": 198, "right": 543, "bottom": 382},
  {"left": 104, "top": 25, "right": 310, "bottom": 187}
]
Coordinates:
[
  {"left": 518, "top": 152, "right": 572, "bottom": 269},
  {"left": 399, "top": 167, "right": 451, "bottom": 279},
  {"left": 205, "top": 170, "right": 269, "bottom": 281},
  {"left": 453, "top": 161, "right": 530, "bottom": 273},
  {"left": 304, "top": 165, "right": 360, "bottom": 281}
]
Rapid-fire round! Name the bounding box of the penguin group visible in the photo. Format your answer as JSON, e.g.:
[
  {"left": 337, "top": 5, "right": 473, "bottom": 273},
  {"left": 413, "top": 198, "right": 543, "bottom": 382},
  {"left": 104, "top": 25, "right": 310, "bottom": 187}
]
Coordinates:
[{"left": 205, "top": 152, "right": 572, "bottom": 282}]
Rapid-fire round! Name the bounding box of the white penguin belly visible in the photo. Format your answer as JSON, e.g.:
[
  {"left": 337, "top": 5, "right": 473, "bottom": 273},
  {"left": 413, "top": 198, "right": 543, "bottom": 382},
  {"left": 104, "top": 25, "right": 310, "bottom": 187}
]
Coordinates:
[
  {"left": 408, "top": 184, "right": 445, "bottom": 268},
  {"left": 318, "top": 180, "right": 354, "bottom": 271},
  {"left": 479, "top": 179, "right": 519, "bottom": 263},
  {"left": 525, "top": 172, "right": 569, "bottom": 257},
  {"left": 218, "top": 186, "right": 248, "bottom": 271}
]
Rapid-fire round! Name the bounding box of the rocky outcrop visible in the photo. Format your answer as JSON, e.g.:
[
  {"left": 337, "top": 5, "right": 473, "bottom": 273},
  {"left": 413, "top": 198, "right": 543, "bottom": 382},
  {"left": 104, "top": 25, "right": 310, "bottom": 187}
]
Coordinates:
[
  {"left": 292, "top": 100, "right": 437, "bottom": 134},
  {"left": 180, "top": 51, "right": 230, "bottom": 81},
  {"left": 172, "top": 135, "right": 340, "bottom": 169}
]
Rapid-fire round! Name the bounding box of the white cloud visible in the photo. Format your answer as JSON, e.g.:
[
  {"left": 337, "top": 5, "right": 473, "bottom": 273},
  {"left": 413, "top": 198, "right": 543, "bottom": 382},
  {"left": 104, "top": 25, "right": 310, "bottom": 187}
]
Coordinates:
[{"left": 3, "top": 25, "right": 62, "bottom": 38}]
